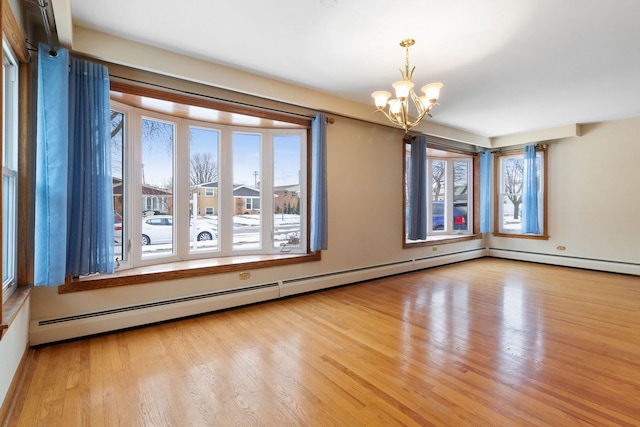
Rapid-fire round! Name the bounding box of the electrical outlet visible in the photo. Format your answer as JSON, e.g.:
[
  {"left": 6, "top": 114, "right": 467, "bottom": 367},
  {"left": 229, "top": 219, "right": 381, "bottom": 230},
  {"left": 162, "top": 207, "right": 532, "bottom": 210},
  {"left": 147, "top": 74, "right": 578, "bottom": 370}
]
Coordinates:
[
  {"left": 239, "top": 272, "right": 251, "bottom": 280},
  {"left": 557, "top": 245, "right": 566, "bottom": 251}
]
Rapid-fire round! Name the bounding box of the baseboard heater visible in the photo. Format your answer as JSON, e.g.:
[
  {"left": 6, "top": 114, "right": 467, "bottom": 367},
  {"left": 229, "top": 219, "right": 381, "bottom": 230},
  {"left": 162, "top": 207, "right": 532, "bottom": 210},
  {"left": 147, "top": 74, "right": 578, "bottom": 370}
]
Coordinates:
[
  {"left": 31, "top": 248, "right": 486, "bottom": 345},
  {"left": 487, "top": 248, "right": 640, "bottom": 276},
  {"left": 30, "top": 282, "right": 280, "bottom": 346},
  {"left": 281, "top": 248, "right": 486, "bottom": 297}
]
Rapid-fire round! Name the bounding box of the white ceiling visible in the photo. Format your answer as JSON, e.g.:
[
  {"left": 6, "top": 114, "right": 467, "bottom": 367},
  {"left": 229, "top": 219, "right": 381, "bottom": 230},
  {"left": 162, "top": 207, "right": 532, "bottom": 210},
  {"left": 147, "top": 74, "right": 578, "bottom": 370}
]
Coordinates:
[{"left": 64, "top": 0, "right": 640, "bottom": 138}]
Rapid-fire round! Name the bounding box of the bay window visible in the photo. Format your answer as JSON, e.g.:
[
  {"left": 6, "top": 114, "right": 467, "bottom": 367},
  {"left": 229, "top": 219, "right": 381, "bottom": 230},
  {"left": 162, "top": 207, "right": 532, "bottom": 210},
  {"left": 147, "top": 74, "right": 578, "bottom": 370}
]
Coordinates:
[{"left": 109, "top": 93, "right": 308, "bottom": 271}]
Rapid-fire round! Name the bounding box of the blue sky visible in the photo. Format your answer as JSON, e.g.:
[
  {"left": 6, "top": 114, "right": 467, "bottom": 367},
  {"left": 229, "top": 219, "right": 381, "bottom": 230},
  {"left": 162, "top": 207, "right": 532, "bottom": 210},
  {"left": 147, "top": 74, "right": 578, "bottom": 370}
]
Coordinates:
[{"left": 138, "top": 124, "right": 302, "bottom": 188}]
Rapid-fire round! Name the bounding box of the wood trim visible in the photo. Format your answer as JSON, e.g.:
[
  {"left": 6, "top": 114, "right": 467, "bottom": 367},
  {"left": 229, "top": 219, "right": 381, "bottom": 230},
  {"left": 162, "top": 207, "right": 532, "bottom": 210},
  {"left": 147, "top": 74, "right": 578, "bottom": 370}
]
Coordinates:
[
  {"left": 0, "top": 286, "right": 31, "bottom": 339},
  {"left": 2, "top": 0, "right": 28, "bottom": 64},
  {"left": 492, "top": 232, "right": 550, "bottom": 240},
  {"left": 17, "top": 63, "right": 33, "bottom": 287},
  {"left": 402, "top": 139, "right": 481, "bottom": 248},
  {"left": 492, "top": 147, "right": 549, "bottom": 239},
  {"left": 0, "top": 344, "right": 30, "bottom": 424},
  {"left": 110, "top": 81, "right": 312, "bottom": 128},
  {"left": 403, "top": 233, "right": 482, "bottom": 248},
  {"left": 58, "top": 252, "right": 321, "bottom": 294}
]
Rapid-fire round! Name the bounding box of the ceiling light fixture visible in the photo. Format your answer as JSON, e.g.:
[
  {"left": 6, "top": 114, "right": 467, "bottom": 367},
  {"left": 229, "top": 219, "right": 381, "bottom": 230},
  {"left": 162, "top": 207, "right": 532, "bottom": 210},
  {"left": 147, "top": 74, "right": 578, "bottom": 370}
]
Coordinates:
[{"left": 371, "top": 39, "right": 443, "bottom": 133}]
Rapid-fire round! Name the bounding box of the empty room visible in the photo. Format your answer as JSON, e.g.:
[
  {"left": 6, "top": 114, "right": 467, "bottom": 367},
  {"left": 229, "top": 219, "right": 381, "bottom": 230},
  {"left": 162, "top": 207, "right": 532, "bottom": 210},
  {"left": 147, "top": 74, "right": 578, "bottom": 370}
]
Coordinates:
[{"left": 1, "top": 1, "right": 639, "bottom": 426}]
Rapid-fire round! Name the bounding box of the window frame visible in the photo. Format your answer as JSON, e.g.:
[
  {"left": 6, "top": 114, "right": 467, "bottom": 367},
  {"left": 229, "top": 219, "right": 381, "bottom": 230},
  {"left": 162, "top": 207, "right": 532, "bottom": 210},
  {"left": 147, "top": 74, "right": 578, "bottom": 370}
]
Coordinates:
[
  {"left": 492, "top": 147, "right": 549, "bottom": 239},
  {"left": 2, "top": 39, "right": 19, "bottom": 303},
  {"left": 403, "top": 141, "right": 481, "bottom": 248}
]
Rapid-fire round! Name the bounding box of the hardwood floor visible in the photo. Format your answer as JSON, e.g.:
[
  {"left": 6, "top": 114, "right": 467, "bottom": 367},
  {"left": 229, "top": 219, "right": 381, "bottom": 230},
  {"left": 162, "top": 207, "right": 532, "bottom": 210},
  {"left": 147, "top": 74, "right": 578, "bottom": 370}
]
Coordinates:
[{"left": 4, "top": 258, "right": 640, "bottom": 426}]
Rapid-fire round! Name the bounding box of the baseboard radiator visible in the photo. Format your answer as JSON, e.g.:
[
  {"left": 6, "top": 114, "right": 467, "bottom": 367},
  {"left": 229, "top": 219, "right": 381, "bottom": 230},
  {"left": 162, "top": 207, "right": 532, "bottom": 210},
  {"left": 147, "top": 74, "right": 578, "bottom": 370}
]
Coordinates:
[
  {"left": 487, "top": 248, "right": 640, "bottom": 276},
  {"left": 30, "top": 248, "right": 486, "bottom": 345}
]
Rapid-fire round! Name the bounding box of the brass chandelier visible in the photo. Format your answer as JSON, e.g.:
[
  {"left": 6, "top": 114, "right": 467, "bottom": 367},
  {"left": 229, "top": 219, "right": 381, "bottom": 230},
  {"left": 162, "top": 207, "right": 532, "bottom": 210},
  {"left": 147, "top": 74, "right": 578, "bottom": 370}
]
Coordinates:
[{"left": 371, "top": 39, "right": 443, "bottom": 132}]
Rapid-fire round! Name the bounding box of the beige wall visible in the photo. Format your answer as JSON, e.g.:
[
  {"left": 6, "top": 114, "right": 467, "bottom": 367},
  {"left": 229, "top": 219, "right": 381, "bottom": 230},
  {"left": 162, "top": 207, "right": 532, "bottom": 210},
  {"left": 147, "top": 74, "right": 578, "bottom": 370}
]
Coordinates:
[
  {"left": 29, "top": 116, "right": 485, "bottom": 322},
  {"left": 27, "top": 27, "right": 640, "bottom": 335},
  {"left": 488, "top": 116, "right": 640, "bottom": 266}
]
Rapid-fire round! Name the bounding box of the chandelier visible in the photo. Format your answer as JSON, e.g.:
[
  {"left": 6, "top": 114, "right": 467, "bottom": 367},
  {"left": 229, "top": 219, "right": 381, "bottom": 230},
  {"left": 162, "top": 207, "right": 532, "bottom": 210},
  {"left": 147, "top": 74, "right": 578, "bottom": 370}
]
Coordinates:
[{"left": 371, "top": 39, "right": 443, "bottom": 132}]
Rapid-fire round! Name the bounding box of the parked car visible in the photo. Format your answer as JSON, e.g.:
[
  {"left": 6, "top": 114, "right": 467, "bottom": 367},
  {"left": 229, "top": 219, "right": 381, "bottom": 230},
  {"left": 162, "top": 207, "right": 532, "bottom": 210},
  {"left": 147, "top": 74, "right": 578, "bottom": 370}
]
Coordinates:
[
  {"left": 114, "top": 211, "right": 123, "bottom": 245},
  {"left": 432, "top": 201, "right": 468, "bottom": 231},
  {"left": 141, "top": 215, "right": 216, "bottom": 245}
]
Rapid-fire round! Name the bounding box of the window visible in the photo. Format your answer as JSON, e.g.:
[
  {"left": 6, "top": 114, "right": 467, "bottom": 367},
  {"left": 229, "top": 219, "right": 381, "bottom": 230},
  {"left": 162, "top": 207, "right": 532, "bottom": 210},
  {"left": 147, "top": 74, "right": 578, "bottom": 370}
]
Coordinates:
[
  {"left": 2, "top": 41, "right": 18, "bottom": 302},
  {"left": 494, "top": 148, "right": 548, "bottom": 238},
  {"left": 109, "top": 93, "right": 308, "bottom": 271},
  {"left": 404, "top": 143, "right": 477, "bottom": 244}
]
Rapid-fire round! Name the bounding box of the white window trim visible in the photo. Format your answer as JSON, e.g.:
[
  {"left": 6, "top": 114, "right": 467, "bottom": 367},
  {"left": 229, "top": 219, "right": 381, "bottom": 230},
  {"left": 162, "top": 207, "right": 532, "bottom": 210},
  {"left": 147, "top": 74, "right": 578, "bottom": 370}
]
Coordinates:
[
  {"left": 112, "top": 101, "right": 307, "bottom": 271},
  {"left": 2, "top": 38, "right": 19, "bottom": 302}
]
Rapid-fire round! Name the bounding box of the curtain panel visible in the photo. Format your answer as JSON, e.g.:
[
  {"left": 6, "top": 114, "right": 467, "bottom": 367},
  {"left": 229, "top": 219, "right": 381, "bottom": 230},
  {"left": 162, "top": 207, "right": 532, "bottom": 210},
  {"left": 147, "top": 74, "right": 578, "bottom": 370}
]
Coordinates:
[
  {"left": 522, "top": 144, "right": 540, "bottom": 234},
  {"left": 408, "top": 135, "right": 428, "bottom": 240},
  {"left": 35, "top": 44, "right": 114, "bottom": 286},
  {"left": 479, "top": 150, "right": 492, "bottom": 233},
  {"left": 66, "top": 58, "right": 115, "bottom": 277},
  {"left": 34, "top": 44, "right": 70, "bottom": 286},
  {"left": 310, "top": 113, "right": 328, "bottom": 251}
]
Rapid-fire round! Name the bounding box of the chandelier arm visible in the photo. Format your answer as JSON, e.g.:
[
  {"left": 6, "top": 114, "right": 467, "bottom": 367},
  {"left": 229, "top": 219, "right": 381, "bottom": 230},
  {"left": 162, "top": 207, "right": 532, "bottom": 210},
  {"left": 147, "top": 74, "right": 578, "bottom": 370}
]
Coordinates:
[
  {"left": 405, "top": 111, "right": 430, "bottom": 129},
  {"left": 409, "top": 89, "right": 425, "bottom": 116},
  {"left": 374, "top": 109, "right": 404, "bottom": 127}
]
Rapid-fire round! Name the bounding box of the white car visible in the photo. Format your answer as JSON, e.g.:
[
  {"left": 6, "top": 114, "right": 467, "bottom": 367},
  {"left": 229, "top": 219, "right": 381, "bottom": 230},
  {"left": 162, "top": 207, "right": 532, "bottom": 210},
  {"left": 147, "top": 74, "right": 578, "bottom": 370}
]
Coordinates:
[{"left": 141, "top": 215, "right": 216, "bottom": 246}]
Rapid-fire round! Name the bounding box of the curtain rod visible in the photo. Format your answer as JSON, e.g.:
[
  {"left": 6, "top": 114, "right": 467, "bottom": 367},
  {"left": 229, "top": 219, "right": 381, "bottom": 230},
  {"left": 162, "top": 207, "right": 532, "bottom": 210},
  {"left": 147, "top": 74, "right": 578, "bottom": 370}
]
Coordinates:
[
  {"left": 109, "top": 74, "right": 334, "bottom": 125},
  {"left": 27, "top": 0, "right": 58, "bottom": 57},
  {"left": 490, "top": 143, "right": 547, "bottom": 154}
]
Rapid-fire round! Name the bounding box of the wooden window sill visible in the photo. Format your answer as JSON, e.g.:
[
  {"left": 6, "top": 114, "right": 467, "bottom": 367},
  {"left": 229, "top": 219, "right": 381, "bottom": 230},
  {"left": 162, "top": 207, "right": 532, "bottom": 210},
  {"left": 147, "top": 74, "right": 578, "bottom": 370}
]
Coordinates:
[
  {"left": 58, "top": 252, "right": 321, "bottom": 294},
  {"left": 404, "top": 233, "right": 481, "bottom": 248},
  {"left": 1, "top": 286, "right": 32, "bottom": 341},
  {"left": 492, "top": 232, "right": 550, "bottom": 240}
]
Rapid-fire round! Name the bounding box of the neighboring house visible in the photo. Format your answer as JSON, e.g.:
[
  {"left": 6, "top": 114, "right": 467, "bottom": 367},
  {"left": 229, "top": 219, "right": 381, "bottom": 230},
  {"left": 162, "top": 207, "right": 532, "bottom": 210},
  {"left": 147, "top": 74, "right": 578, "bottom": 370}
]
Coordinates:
[
  {"left": 141, "top": 185, "right": 173, "bottom": 215},
  {"left": 196, "top": 181, "right": 219, "bottom": 216},
  {"left": 233, "top": 184, "right": 261, "bottom": 215},
  {"left": 113, "top": 177, "right": 173, "bottom": 216},
  {"left": 274, "top": 184, "right": 300, "bottom": 214},
  {"left": 193, "top": 182, "right": 261, "bottom": 215}
]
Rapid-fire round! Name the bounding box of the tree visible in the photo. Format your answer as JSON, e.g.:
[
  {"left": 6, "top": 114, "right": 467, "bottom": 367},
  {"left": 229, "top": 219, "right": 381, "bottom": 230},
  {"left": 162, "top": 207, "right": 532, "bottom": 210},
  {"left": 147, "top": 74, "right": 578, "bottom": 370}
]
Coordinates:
[
  {"left": 190, "top": 153, "right": 218, "bottom": 186},
  {"left": 431, "top": 161, "right": 445, "bottom": 200},
  {"left": 503, "top": 158, "right": 524, "bottom": 220}
]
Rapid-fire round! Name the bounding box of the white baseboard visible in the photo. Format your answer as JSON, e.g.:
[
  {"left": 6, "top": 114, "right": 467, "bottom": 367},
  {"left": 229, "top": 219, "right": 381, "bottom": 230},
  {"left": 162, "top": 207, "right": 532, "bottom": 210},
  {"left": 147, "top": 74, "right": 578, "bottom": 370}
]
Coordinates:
[
  {"left": 30, "top": 284, "right": 280, "bottom": 346},
  {"left": 487, "top": 248, "right": 640, "bottom": 276},
  {"left": 30, "top": 249, "right": 487, "bottom": 346}
]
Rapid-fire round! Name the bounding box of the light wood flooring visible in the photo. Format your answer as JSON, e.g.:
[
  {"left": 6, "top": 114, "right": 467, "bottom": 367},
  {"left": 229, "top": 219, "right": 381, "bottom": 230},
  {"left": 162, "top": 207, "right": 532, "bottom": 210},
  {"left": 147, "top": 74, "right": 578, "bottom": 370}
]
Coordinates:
[{"left": 4, "top": 258, "right": 640, "bottom": 426}]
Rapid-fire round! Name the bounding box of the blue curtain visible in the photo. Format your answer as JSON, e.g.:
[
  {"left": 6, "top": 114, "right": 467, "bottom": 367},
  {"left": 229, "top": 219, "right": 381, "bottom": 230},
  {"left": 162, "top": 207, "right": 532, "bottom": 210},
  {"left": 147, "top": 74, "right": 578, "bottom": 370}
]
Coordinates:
[
  {"left": 479, "top": 150, "right": 492, "bottom": 233},
  {"left": 522, "top": 144, "right": 540, "bottom": 234},
  {"left": 66, "top": 58, "right": 114, "bottom": 276},
  {"left": 408, "top": 136, "right": 428, "bottom": 240},
  {"left": 35, "top": 45, "right": 114, "bottom": 286},
  {"left": 35, "top": 44, "right": 70, "bottom": 286},
  {"left": 310, "top": 113, "right": 328, "bottom": 251}
]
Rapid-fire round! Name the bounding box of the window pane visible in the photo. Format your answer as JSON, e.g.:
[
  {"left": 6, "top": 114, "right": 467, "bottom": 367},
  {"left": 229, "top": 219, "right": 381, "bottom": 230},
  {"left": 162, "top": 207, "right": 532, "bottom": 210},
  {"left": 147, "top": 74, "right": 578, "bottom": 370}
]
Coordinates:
[
  {"left": 233, "top": 132, "right": 261, "bottom": 251},
  {"left": 2, "top": 173, "right": 16, "bottom": 291},
  {"left": 189, "top": 127, "right": 219, "bottom": 253},
  {"left": 273, "top": 135, "right": 302, "bottom": 251},
  {"left": 453, "top": 160, "right": 469, "bottom": 231},
  {"left": 2, "top": 45, "right": 17, "bottom": 299},
  {"left": 431, "top": 160, "right": 446, "bottom": 231},
  {"left": 141, "top": 118, "right": 175, "bottom": 258},
  {"left": 111, "top": 111, "right": 125, "bottom": 262},
  {"left": 500, "top": 156, "right": 524, "bottom": 233}
]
